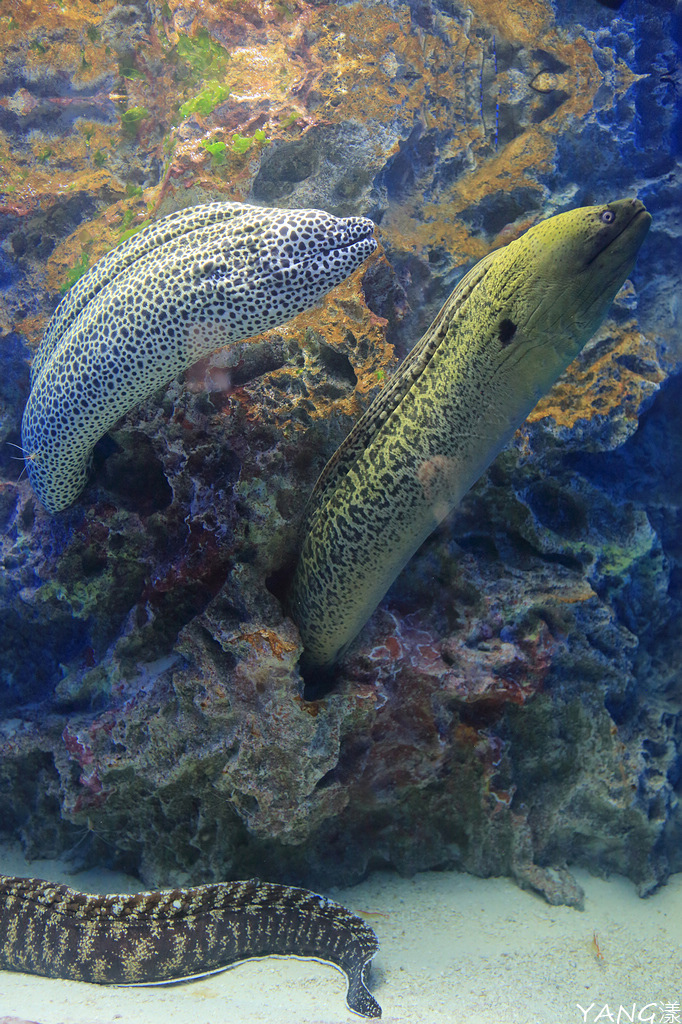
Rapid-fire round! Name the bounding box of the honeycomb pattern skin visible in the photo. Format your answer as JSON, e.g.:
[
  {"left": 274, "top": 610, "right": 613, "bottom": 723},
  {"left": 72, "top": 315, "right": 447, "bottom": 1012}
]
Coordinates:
[{"left": 22, "top": 201, "right": 376, "bottom": 513}]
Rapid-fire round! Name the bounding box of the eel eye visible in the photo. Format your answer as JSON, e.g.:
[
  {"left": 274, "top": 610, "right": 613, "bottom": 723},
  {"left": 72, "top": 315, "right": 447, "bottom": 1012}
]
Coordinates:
[{"left": 600, "top": 209, "right": 615, "bottom": 224}]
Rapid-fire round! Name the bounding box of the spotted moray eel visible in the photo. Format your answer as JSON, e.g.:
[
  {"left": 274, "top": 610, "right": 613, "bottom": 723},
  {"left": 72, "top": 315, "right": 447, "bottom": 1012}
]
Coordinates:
[
  {"left": 289, "top": 199, "right": 651, "bottom": 673},
  {"left": 21, "top": 201, "right": 376, "bottom": 513},
  {"left": 0, "top": 874, "right": 381, "bottom": 1017}
]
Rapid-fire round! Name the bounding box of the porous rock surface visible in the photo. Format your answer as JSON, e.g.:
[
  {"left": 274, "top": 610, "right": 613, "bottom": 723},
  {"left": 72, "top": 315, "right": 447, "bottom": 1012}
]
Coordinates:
[{"left": 0, "top": 0, "right": 680, "bottom": 903}]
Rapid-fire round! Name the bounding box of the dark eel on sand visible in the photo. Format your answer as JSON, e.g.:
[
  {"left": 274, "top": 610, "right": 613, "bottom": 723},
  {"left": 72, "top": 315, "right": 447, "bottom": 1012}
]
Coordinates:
[{"left": 0, "top": 874, "right": 381, "bottom": 1017}]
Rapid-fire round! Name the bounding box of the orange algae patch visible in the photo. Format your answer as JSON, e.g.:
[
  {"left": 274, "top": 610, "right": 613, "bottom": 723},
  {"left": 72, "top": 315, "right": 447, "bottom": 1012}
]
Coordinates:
[
  {"left": 370, "top": 10, "right": 615, "bottom": 263},
  {"left": 232, "top": 253, "right": 394, "bottom": 430},
  {"left": 381, "top": 202, "right": 490, "bottom": 266},
  {"left": 454, "top": 722, "right": 480, "bottom": 749},
  {"left": 528, "top": 323, "right": 664, "bottom": 430},
  {"left": 407, "top": 130, "right": 554, "bottom": 258},
  {"left": 467, "top": 0, "right": 554, "bottom": 44},
  {"left": 293, "top": 260, "right": 394, "bottom": 403},
  {"left": 2, "top": 0, "right": 119, "bottom": 86},
  {"left": 10, "top": 312, "right": 44, "bottom": 352},
  {"left": 238, "top": 628, "right": 299, "bottom": 660},
  {"left": 44, "top": 191, "right": 145, "bottom": 298},
  {"left": 0, "top": 0, "right": 119, "bottom": 32},
  {"left": 308, "top": 5, "right": 433, "bottom": 123},
  {"left": 448, "top": 132, "right": 555, "bottom": 213},
  {"left": 548, "top": 582, "right": 597, "bottom": 605}
]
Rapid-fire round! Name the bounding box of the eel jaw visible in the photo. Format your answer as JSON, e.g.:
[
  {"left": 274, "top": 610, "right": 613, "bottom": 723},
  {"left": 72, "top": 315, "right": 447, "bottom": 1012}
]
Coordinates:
[
  {"left": 260, "top": 216, "right": 377, "bottom": 276},
  {"left": 584, "top": 199, "right": 651, "bottom": 271}
]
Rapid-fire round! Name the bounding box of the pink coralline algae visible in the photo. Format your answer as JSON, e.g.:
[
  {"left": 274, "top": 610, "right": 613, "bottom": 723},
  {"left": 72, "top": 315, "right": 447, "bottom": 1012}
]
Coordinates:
[{"left": 360, "top": 611, "right": 554, "bottom": 708}]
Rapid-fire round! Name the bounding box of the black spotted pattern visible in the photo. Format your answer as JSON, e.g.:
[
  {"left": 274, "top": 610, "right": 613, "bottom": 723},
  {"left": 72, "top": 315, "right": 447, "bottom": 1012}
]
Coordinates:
[{"left": 22, "top": 201, "right": 376, "bottom": 513}]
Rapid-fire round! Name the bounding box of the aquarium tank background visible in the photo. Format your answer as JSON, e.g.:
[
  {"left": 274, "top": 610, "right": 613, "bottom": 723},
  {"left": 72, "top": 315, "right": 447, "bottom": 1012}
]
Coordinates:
[{"left": 0, "top": 0, "right": 680, "bottom": 1014}]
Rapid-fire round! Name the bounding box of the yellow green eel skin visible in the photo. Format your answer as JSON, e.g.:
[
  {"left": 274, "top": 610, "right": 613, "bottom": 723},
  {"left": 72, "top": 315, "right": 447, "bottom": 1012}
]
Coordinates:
[
  {"left": 0, "top": 873, "right": 381, "bottom": 1017},
  {"left": 21, "top": 201, "right": 376, "bottom": 513},
  {"left": 289, "top": 199, "right": 651, "bottom": 674}
]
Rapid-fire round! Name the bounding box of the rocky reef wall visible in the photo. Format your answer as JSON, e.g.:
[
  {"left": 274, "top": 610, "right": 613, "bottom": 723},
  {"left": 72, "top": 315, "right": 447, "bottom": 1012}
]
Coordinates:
[{"left": 0, "top": 0, "right": 680, "bottom": 904}]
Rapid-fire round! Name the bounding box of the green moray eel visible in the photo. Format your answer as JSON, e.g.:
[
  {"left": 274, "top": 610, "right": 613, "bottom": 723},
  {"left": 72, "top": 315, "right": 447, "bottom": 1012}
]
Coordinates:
[
  {"left": 21, "top": 201, "right": 376, "bottom": 514},
  {"left": 0, "top": 873, "right": 381, "bottom": 1018},
  {"left": 289, "top": 198, "right": 651, "bottom": 674}
]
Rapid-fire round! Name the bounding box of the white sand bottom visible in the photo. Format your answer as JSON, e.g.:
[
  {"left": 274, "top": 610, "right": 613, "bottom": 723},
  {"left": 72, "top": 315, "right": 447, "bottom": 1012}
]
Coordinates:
[{"left": 1, "top": 843, "right": 680, "bottom": 1024}]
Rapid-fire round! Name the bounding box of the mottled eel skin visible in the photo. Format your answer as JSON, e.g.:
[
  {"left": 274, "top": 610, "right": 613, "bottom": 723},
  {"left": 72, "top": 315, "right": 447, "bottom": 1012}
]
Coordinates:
[
  {"left": 0, "top": 874, "right": 381, "bottom": 1017},
  {"left": 22, "top": 201, "right": 376, "bottom": 513},
  {"left": 290, "top": 199, "right": 651, "bottom": 673}
]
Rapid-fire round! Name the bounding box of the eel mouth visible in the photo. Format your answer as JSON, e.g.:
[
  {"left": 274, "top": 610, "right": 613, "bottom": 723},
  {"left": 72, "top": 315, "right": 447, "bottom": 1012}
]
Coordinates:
[
  {"left": 263, "top": 218, "right": 377, "bottom": 276},
  {"left": 332, "top": 217, "right": 377, "bottom": 255},
  {"left": 586, "top": 199, "right": 651, "bottom": 267},
  {"left": 607, "top": 205, "right": 651, "bottom": 270},
  {"left": 338, "top": 231, "right": 378, "bottom": 262},
  {"left": 619, "top": 202, "right": 652, "bottom": 239}
]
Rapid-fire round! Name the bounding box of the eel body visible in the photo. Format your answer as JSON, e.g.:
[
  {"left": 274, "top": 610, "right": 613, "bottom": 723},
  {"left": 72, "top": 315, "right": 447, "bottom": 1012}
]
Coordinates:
[
  {"left": 21, "top": 201, "right": 376, "bottom": 513},
  {"left": 289, "top": 199, "right": 651, "bottom": 673},
  {"left": 0, "top": 873, "right": 381, "bottom": 1017}
]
